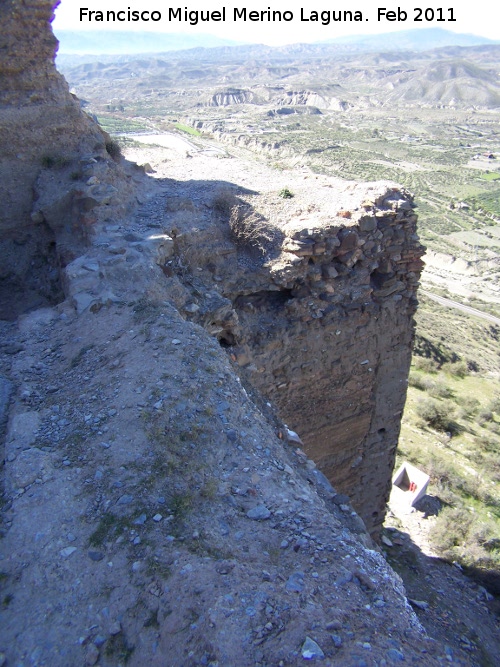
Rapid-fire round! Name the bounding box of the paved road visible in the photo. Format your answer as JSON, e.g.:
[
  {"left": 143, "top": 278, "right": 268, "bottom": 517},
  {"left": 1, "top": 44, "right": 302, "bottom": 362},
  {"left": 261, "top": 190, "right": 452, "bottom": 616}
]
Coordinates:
[{"left": 420, "top": 289, "right": 500, "bottom": 326}]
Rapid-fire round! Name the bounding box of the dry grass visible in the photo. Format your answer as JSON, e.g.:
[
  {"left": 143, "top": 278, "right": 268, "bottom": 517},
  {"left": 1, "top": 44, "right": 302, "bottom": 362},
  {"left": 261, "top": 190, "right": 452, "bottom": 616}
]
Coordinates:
[{"left": 228, "top": 205, "right": 275, "bottom": 251}]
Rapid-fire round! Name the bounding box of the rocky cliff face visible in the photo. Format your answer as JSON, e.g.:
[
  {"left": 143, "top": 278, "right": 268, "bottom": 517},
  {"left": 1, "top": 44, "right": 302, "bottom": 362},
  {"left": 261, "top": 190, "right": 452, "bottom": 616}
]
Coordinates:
[{"left": 0, "top": 0, "right": 128, "bottom": 320}]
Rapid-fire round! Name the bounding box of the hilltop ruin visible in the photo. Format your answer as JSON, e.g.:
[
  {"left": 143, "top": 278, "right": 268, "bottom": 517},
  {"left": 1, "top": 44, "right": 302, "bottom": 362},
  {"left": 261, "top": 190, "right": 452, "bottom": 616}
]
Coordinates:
[{"left": 0, "top": 3, "right": 443, "bottom": 666}]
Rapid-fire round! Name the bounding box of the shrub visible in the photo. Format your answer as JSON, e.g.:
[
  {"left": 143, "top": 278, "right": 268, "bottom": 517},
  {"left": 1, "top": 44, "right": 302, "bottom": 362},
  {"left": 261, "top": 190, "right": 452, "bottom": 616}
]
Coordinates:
[
  {"left": 278, "top": 187, "right": 294, "bottom": 199},
  {"left": 430, "top": 506, "right": 473, "bottom": 553},
  {"left": 228, "top": 205, "right": 274, "bottom": 251},
  {"left": 212, "top": 189, "right": 239, "bottom": 217},
  {"left": 442, "top": 360, "right": 469, "bottom": 378},
  {"left": 428, "top": 379, "right": 453, "bottom": 399},
  {"left": 105, "top": 140, "right": 122, "bottom": 161},
  {"left": 416, "top": 397, "right": 456, "bottom": 432},
  {"left": 41, "top": 155, "right": 70, "bottom": 169},
  {"left": 413, "top": 356, "right": 439, "bottom": 373},
  {"left": 458, "top": 396, "right": 480, "bottom": 420},
  {"left": 408, "top": 371, "right": 428, "bottom": 390}
]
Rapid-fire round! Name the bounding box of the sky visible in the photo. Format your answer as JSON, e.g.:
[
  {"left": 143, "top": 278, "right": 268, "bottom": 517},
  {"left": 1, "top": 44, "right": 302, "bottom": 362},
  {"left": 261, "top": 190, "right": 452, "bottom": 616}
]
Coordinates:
[{"left": 53, "top": 1, "right": 499, "bottom": 46}]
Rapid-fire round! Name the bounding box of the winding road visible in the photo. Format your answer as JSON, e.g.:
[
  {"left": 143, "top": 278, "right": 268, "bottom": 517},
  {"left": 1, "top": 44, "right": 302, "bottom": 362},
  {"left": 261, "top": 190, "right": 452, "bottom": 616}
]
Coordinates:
[{"left": 420, "top": 289, "right": 500, "bottom": 326}]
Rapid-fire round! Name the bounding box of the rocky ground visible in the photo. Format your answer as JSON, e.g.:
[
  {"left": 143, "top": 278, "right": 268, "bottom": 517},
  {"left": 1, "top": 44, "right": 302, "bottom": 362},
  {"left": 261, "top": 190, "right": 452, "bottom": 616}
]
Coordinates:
[{"left": 0, "top": 136, "right": 499, "bottom": 666}]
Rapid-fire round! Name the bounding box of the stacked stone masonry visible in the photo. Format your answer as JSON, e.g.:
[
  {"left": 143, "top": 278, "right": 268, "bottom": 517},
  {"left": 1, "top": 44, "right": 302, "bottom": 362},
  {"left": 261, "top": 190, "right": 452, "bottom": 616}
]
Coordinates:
[{"left": 206, "top": 187, "right": 424, "bottom": 536}]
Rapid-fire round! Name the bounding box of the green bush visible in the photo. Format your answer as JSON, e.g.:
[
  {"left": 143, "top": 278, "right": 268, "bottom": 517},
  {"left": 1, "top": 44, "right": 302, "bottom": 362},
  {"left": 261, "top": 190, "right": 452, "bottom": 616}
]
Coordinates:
[
  {"left": 442, "top": 360, "right": 469, "bottom": 378},
  {"left": 416, "top": 397, "right": 456, "bottom": 432},
  {"left": 413, "top": 356, "right": 439, "bottom": 373},
  {"left": 458, "top": 396, "right": 480, "bottom": 420},
  {"left": 408, "top": 371, "right": 428, "bottom": 390},
  {"left": 428, "top": 379, "right": 453, "bottom": 399},
  {"left": 278, "top": 187, "right": 294, "bottom": 199},
  {"left": 430, "top": 507, "right": 472, "bottom": 552},
  {"left": 409, "top": 372, "right": 452, "bottom": 398}
]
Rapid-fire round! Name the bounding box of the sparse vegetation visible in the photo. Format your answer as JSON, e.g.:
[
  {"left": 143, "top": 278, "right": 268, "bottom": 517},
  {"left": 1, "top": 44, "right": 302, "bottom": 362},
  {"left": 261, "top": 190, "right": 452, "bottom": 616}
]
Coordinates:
[
  {"left": 105, "top": 139, "right": 122, "bottom": 161},
  {"left": 41, "top": 155, "right": 70, "bottom": 169},
  {"left": 228, "top": 205, "right": 274, "bottom": 251},
  {"left": 400, "top": 295, "right": 500, "bottom": 576},
  {"left": 104, "top": 633, "right": 135, "bottom": 663},
  {"left": 89, "top": 512, "right": 130, "bottom": 547},
  {"left": 174, "top": 122, "right": 201, "bottom": 136}
]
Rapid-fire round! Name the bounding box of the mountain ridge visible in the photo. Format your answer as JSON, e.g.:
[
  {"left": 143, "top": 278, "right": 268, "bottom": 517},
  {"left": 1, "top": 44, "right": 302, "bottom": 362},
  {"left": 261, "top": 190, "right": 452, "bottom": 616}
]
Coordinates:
[{"left": 55, "top": 27, "right": 497, "bottom": 56}]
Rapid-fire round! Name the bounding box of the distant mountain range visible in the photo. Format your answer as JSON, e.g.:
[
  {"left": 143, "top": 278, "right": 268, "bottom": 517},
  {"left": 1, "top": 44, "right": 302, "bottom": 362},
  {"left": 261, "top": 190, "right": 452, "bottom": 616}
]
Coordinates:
[
  {"left": 55, "top": 31, "right": 242, "bottom": 55},
  {"left": 55, "top": 27, "right": 496, "bottom": 56},
  {"left": 324, "top": 27, "right": 496, "bottom": 50}
]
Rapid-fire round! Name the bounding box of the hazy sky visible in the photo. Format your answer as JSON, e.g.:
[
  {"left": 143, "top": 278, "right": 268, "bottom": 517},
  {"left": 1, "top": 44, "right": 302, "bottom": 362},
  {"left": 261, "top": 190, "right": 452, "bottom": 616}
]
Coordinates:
[{"left": 53, "top": 1, "right": 499, "bottom": 45}]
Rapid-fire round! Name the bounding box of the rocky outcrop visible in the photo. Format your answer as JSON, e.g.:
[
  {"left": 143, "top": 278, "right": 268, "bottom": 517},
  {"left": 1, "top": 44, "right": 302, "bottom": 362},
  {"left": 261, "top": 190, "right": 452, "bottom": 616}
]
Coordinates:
[
  {"left": 277, "top": 90, "right": 352, "bottom": 111},
  {"left": 0, "top": 0, "right": 134, "bottom": 319},
  {"left": 207, "top": 88, "right": 258, "bottom": 106}
]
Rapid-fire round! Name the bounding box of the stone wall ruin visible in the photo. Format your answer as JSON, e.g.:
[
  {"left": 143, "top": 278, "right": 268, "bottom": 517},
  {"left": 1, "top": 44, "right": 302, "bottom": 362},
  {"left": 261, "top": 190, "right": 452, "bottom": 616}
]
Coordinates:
[{"left": 174, "top": 181, "right": 424, "bottom": 536}]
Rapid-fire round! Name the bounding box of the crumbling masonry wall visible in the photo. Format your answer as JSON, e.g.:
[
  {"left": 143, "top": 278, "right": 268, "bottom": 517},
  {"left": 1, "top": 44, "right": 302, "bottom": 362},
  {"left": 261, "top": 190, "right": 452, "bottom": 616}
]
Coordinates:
[{"left": 196, "top": 184, "right": 424, "bottom": 536}]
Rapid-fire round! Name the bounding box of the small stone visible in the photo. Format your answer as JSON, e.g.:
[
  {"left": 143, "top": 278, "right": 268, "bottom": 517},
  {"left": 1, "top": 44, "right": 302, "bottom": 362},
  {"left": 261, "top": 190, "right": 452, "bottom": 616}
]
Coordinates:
[
  {"left": 216, "top": 562, "right": 235, "bottom": 575},
  {"left": 326, "top": 620, "right": 342, "bottom": 631},
  {"left": 286, "top": 572, "right": 305, "bottom": 593},
  {"left": 286, "top": 429, "right": 303, "bottom": 445},
  {"left": 302, "top": 636, "right": 325, "bottom": 660},
  {"left": 109, "top": 621, "right": 122, "bottom": 635},
  {"left": 280, "top": 540, "right": 289, "bottom": 549},
  {"left": 88, "top": 551, "right": 104, "bottom": 562},
  {"left": 381, "top": 535, "right": 393, "bottom": 547},
  {"left": 153, "top": 513, "right": 163, "bottom": 522},
  {"left": 386, "top": 648, "right": 405, "bottom": 662},
  {"left": 171, "top": 339, "right": 182, "bottom": 345},
  {"left": 133, "top": 513, "right": 147, "bottom": 525},
  {"left": 93, "top": 635, "right": 107, "bottom": 647},
  {"left": 247, "top": 505, "right": 271, "bottom": 521},
  {"left": 132, "top": 561, "right": 142, "bottom": 572},
  {"left": 331, "top": 634, "right": 342, "bottom": 648},
  {"left": 226, "top": 429, "right": 238, "bottom": 442},
  {"left": 60, "top": 546, "right": 77, "bottom": 558},
  {"left": 409, "top": 599, "right": 428, "bottom": 610},
  {"left": 85, "top": 643, "right": 99, "bottom": 666},
  {"left": 117, "top": 494, "right": 133, "bottom": 505}
]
